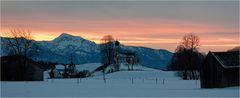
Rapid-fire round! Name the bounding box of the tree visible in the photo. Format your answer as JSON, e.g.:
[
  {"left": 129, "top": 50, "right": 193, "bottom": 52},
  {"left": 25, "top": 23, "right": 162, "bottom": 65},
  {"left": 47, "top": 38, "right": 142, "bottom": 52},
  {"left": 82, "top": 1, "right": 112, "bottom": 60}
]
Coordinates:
[
  {"left": 100, "top": 35, "right": 115, "bottom": 65},
  {"left": 181, "top": 33, "right": 200, "bottom": 51},
  {"left": 168, "top": 33, "right": 204, "bottom": 80},
  {"left": 76, "top": 70, "right": 92, "bottom": 78},
  {"left": 4, "top": 28, "right": 33, "bottom": 56},
  {"left": 49, "top": 70, "right": 55, "bottom": 78},
  {"left": 125, "top": 53, "right": 139, "bottom": 71},
  {"left": 227, "top": 46, "right": 240, "bottom": 52},
  {"left": 100, "top": 35, "right": 117, "bottom": 71},
  {"left": 99, "top": 35, "right": 115, "bottom": 80},
  {"left": 3, "top": 28, "right": 34, "bottom": 80},
  {"left": 131, "top": 54, "right": 139, "bottom": 70}
]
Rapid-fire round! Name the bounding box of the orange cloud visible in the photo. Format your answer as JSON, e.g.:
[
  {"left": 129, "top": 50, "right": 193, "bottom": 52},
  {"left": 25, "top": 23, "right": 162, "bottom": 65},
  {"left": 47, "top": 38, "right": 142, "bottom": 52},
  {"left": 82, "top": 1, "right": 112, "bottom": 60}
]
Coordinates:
[{"left": 1, "top": 18, "right": 239, "bottom": 52}]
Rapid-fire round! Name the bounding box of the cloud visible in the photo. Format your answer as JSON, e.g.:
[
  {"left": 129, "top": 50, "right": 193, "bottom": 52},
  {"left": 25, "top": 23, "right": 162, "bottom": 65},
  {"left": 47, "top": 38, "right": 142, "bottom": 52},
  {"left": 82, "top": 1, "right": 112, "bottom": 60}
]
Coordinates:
[{"left": 1, "top": 1, "right": 239, "bottom": 52}]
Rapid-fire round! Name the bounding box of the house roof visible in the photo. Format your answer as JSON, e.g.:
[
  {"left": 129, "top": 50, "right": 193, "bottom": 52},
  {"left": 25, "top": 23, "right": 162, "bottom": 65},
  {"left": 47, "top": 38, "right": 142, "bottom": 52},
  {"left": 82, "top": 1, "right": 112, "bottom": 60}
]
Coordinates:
[
  {"left": 210, "top": 51, "right": 240, "bottom": 68},
  {"left": 1, "top": 55, "right": 44, "bottom": 69}
]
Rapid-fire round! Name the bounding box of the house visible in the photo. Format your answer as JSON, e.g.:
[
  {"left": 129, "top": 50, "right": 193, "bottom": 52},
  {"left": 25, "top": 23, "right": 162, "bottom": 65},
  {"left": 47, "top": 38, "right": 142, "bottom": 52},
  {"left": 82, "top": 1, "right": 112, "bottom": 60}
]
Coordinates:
[
  {"left": 200, "top": 51, "right": 239, "bottom": 88},
  {"left": 1, "top": 55, "right": 44, "bottom": 81}
]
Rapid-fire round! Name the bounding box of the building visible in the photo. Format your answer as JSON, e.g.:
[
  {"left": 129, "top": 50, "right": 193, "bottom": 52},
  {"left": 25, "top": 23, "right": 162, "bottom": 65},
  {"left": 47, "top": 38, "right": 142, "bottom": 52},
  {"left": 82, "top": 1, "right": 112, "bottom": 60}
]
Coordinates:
[
  {"left": 200, "top": 51, "right": 239, "bottom": 88},
  {"left": 95, "top": 40, "right": 138, "bottom": 72},
  {"left": 1, "top": 55, "right": 44, "bottom": 81}
]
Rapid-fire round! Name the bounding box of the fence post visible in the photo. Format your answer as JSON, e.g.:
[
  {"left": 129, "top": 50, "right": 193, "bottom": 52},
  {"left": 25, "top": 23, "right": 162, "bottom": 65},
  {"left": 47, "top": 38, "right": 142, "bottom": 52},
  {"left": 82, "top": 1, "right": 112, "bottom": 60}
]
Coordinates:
[
  {"left": 104, "top": 78, "right": 106, "bottom": 84},
  {"left": 77, "top": 78, "right": 79, "bottom": 84},
  {"left": 162, "top": 78, "right": 165, "bottom": 85},
  {"left": 131, "top": 78, "right": 134, "bottom": 84},
  {"left": 156, "top": 78, "right": 158, "bottom": 84},
  {"left": 195, "top": 79, "right": 198, "bottom": 87}
]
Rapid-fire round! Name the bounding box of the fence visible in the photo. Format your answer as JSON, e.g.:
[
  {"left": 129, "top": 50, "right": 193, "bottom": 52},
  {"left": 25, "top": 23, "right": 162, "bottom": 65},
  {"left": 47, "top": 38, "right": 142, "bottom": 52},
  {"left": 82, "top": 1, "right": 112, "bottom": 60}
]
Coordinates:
[{"left": 44, "top": 77, "right": 200, "bottom": 87}]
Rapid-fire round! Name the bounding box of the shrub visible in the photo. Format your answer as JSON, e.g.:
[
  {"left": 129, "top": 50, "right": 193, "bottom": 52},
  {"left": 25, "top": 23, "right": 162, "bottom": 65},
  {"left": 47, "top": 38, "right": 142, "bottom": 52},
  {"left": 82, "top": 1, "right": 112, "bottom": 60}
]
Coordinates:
[{"left": 76, "top": 70, "right": 92, "bottom": 78}]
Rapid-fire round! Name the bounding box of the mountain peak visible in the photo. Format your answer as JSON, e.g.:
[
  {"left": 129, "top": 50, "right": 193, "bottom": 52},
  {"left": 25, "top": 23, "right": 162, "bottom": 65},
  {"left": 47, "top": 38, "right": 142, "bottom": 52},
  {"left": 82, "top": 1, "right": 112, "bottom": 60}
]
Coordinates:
[
  {"left": 58, "top": 33, "right": 74, "bottom": 38},
  {"left": 53, "top": 33, "right": 88, "bottom": 43},
  {"left": 53, "top": 33, "right": 82, "bottom": 42}
]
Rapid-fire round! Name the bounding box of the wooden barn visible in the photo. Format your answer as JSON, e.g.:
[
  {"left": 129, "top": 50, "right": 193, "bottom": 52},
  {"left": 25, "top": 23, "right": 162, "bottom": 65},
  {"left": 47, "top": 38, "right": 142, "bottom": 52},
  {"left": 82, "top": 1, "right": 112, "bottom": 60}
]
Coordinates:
[
  {"left": 200, "top": 51, "right": 239, "bottom": 88},
  {"left": 1, "top": 55, "right": 44, "bottom": 81}
]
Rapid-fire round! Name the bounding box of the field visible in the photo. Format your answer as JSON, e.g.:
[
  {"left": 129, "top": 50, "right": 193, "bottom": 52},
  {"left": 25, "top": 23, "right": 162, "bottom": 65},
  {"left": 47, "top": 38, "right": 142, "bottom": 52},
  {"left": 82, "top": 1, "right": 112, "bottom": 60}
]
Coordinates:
[{"left": 1, "top": 64, "right": 239, "bottom": 97}]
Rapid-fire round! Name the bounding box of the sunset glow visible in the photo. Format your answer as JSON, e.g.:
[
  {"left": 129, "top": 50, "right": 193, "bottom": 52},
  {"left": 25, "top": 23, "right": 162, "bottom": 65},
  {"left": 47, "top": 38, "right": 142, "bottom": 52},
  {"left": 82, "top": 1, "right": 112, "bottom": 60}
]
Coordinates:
[{"left": 1, "top": 1, "right": 239, "bottom": 52}]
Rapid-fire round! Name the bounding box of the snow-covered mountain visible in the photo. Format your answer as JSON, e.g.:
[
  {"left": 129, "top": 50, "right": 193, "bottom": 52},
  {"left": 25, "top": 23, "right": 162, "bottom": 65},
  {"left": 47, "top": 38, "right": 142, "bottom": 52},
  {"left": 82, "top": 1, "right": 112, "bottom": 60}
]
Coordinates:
[
  {"left": 0, "top": 33, "right": 173, "bottom": 70},
  {"left": 35, "top": 33, "right": 100, "bottom": 64}
]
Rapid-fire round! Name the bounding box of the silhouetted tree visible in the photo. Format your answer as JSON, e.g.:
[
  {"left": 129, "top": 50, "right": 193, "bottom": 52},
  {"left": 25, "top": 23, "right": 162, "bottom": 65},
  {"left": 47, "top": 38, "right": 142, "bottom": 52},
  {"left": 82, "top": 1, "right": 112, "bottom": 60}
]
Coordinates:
[
  {"left": 227, "top": 46, "right": 240, "bottom": 52},
  {"left": 100, "top": 35, "right": 115, "bottom": 65},
  {"left": 131, "top": 54, "right": 139, "bottom": 70},
  {"left": 62, "top": 64, "right": 69, "bottom": 78},
  {"left": 168, "top": 33, "right": 204, "bottom": 80},
  {"left": 3, "top": 28, "right": 34, "bottom": 80},
  {"left": 124, "top": 52, "right": 139, "bottom": 71},
  {"left": 49, "top": 70, "right": 55, "bottom": 78},
  {"left": 4, "top": 28, "right": 33, "bottom": 56},
  {"left": 68, "top": 54, "right": 76, "bottom": 76},
  {"left": 76, "top": 70, "right": 92, "bottom": 78},
  {"left": 113, "top": 40, "right": 121, "bottom": 71},
  {"left": 99, "top": 35, "right": 115, "bottom": 80}
]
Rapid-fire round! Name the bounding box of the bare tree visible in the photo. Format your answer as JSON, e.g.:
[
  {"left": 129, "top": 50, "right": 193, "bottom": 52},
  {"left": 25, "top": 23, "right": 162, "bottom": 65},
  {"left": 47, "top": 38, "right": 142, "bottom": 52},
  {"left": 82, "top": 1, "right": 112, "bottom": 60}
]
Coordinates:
[
  {"left": 181, "top": 33, "right": 200, "bottom": 51},
  {"left": 99, "top": 35, "right": 115, "bottom": 80},
  {"left": 100, "top": 35, "right": 115, "bottom": 66},
  {"left": 4, "top": 28, "right": 33, "bottom": 56},
  {"left": 124, "top": 52, "right": 139, "bottom": 71},
  {"left": 168, "top": 33, "right": 204, "bottom": 80},
  {"left": 126, "top": 55, "right": 132, "bottom": 71},
  {"left": 3, "top": 28, "right": 34, "bottom": 80},
  {"left": 131, "top": 54, "right": 139, "bottom": 70}
]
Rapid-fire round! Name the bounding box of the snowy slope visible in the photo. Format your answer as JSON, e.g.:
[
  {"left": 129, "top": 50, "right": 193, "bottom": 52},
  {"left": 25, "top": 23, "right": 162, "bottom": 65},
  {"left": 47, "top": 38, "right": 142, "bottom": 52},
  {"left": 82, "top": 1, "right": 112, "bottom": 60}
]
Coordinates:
[
  {"left": 2, "top": 66, "right": 239, "bottom": 97},
  {"left": 75, "top": 63, "right": 101, "bottom": 72},
  {"left": 102, "top": 70, "right": 176, "bottom": 79}
]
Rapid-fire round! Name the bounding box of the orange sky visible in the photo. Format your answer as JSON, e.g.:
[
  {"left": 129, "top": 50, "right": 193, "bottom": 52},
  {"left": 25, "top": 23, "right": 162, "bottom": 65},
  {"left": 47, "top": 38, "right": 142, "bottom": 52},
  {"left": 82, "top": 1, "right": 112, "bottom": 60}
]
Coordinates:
[{"left": 1, "top": 1, "right": 239, "bottom": 52}]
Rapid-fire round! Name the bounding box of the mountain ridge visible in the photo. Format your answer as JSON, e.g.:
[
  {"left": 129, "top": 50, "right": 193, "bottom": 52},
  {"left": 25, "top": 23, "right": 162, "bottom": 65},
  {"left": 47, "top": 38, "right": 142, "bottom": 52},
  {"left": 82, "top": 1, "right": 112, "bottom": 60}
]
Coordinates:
[{"left": 0, "top": 33, "right": 173, "bottom": 70}]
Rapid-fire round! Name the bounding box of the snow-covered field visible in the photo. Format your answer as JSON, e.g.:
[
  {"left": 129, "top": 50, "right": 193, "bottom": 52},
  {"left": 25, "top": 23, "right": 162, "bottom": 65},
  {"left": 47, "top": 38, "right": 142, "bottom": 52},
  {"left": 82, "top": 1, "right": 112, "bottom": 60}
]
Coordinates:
[{"left": 1, "top": 63, "right": 239, "bottom": 97}]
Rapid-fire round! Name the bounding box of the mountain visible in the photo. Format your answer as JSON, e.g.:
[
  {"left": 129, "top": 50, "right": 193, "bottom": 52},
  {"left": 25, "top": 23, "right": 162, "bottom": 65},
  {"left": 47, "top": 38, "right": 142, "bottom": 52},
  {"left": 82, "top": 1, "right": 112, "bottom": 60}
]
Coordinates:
[
  {"left": 35, "top": 33, "right": 101, "bottom": 64},
  {"left": 0, "top": 33, "right": 173, "bottom": 70},
  {"left": 121, "top": 46, "right": 172, "bottom": 70}
]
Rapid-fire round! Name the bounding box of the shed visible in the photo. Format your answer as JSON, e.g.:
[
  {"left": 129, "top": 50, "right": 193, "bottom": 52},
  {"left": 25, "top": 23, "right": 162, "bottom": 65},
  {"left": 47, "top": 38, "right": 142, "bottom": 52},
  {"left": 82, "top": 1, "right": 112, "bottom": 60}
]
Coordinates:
[
  {"left": 1, "top": 55, "right": 44, "bottom": 81},
  {"left": 200, "top": 51, "right": 239, "bottom": 88}
]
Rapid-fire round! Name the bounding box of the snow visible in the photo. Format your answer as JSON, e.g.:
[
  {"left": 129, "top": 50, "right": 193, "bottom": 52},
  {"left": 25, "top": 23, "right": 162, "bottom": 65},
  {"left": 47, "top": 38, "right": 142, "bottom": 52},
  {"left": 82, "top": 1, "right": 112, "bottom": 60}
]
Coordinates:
[
  {"left": 1, "top": 63, "right": 239, "bottom": 97},
  {"left": 75, "top": 63, "right": 101, "bottom": 72},
  {"left": 56, "top": 65, "right": 65, "bottom": 69},
  {"left": 98, "top": 68, "right": 176, "bottom": 79}
]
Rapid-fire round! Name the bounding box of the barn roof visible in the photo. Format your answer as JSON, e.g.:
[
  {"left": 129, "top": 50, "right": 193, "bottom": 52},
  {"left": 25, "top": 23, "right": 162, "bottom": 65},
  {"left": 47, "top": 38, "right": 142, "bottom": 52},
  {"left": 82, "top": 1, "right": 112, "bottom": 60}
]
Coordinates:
[
  {"left": 1, "top": 55, "right": 44, "bottom": 69},
  {"left": 210, "top": 51, "right": 239, "bottom": 68}
]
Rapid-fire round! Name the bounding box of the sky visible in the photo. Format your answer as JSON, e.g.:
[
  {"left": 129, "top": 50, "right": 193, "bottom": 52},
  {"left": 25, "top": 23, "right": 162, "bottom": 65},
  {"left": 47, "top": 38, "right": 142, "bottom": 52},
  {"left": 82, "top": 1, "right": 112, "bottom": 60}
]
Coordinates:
[{"left": 1, "top": 1, "right": 239, "bottom": 52}]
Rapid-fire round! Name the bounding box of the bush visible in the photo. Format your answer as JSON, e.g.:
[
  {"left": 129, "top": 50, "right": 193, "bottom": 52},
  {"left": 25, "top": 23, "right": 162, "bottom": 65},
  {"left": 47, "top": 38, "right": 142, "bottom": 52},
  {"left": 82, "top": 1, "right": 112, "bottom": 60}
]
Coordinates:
[{"left": 76, "top": 70, "right": 92, "bottom": 78}]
